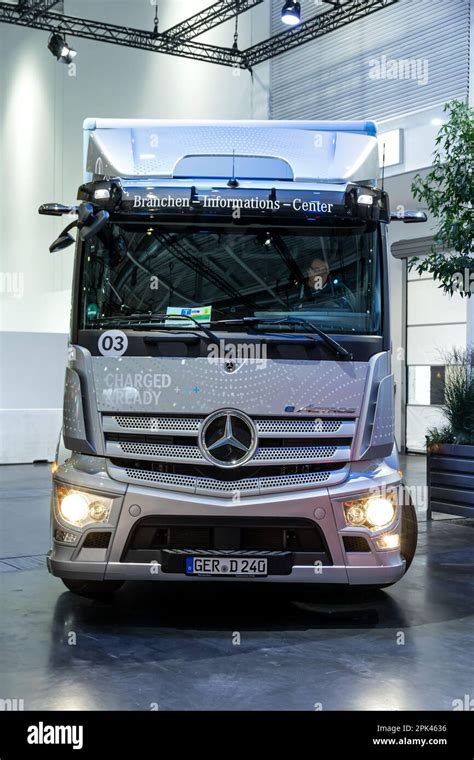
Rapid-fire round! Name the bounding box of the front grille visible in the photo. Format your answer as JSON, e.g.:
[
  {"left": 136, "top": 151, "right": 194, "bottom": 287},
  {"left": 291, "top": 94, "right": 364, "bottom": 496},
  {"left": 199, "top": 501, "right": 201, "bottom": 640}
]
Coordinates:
[
  {"left": 112, "top": 415, "right": 201, "bottom": 432},
  {"left": 108, "top": 458, "right": 347, "bottom": 496},
  {"left": 257, "top": 419, "right": 344, "bottom": 434},
  {"left": 111, "top": 459, "right": 344, "bottom": 478},
  {"left": 103, "top": 414, "right": 355, "bottom": 438},
  {"left": 254, "top": 445, "right": 337, "bottom": 461},
  {"left": 103, "top": 412, "right": 354, "bottom": 495},
  {"left": 122, "top": 516, "right": 331, "bottom": 563},
  {"left": 119, "top": 441, "right": 202, "bottom": 459},
  {"left": 109, "top": 439, "right": 346, "bottom": 465}
]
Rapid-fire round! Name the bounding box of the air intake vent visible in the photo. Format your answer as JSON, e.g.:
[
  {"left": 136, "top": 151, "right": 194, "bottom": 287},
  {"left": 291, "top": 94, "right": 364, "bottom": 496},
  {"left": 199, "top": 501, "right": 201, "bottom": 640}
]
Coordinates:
[
  {"left": 83, "top": 532, "right": 111, "bottom": 549},
  {"left": 343, "top": 536, "right": 370, "bottom": 553}
]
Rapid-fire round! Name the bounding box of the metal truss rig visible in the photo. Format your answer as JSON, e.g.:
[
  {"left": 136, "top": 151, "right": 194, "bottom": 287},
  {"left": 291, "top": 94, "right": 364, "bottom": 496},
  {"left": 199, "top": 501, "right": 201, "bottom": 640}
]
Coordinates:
[
  {"left": 244, "top": 0, "right": 399, "bottom": 67},
  {"left": 0, "top": 2, "right": 242, "bottom": 66},
  {"left": 0, "top": 0, "right": 399, "bottom": 69},
  {"left": 164, "top": 0, "right": 265, "bottom": 41}
]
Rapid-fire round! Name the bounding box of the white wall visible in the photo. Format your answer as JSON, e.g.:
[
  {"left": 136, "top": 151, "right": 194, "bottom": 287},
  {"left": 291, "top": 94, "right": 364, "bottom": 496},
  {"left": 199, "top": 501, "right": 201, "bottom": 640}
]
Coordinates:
[
  {"left": 385, "top": 163, "right": 468, "bottom": 452},
  {"left": 377, "top": 98, "right": 471, "bottom": 452},
  {"left": 0, "top": 0, "right": 270, "bottom": 462}
]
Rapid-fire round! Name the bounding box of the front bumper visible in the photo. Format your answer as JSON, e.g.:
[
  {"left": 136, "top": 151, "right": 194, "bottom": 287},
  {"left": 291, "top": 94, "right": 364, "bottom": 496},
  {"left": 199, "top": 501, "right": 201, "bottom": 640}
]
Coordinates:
[{"left": 49, "top": 456, "right": 406, "bottom": 587}]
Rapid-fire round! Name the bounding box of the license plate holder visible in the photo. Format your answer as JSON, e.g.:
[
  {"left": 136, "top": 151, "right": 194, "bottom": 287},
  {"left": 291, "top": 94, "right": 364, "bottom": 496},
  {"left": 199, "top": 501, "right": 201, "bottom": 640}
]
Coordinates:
[
  {"left": 186, "top": 556, "right": 268, "bottom": 576},
  {"left": 159, "top": 549, "right": 293, "bottom": 576}
]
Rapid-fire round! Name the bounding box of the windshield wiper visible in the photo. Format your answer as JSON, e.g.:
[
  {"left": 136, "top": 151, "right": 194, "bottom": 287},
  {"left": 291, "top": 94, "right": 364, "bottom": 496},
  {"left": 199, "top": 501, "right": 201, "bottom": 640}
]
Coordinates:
[
  {"left": 91, "top": 313, "right": 220, "bottom": 344},
  {"left": 214, "top": 316, "right": 353, "bottom": 361}
]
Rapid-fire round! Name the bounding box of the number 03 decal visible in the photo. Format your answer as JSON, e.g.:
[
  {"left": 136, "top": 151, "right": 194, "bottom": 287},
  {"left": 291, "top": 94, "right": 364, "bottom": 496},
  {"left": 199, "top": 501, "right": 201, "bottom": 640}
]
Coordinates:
[{"left": 98, "top": 330, "right": 128, "bottom": 357}]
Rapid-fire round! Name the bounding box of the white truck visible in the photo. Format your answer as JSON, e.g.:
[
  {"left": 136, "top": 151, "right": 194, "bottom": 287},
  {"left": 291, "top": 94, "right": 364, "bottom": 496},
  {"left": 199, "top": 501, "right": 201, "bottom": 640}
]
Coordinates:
[{"left": 41, "top": 119, "right": 424, "bottom": 597}]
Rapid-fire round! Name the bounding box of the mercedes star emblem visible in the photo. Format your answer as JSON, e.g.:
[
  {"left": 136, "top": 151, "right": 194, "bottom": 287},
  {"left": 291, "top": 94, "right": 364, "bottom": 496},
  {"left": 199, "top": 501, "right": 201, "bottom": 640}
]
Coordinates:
[{"left": 198, "top": 409, "right": 258, "bottom": 468}]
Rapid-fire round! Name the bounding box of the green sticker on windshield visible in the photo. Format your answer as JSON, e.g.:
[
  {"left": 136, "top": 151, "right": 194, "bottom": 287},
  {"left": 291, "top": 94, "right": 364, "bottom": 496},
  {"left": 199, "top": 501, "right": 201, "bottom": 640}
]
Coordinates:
[
  {"left": 166, "top": 306, "right": 212, "bottom": 325},
  {"left": 87, "top": 303, "right": 100, "bottom": 320}
]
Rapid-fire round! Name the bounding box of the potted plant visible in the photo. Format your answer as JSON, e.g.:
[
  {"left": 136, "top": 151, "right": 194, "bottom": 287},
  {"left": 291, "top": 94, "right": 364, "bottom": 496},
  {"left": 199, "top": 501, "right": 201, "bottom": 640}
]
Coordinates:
[{"left": 426, "top": 348, "right": 474, "bottom": 519}]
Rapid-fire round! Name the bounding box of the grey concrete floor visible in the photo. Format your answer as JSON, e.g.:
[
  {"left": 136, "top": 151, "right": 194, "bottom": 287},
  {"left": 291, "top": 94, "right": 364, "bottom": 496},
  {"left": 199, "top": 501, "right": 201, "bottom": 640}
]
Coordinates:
[{"left": 0, "top": 457, "right": 473, "bottom": 711}]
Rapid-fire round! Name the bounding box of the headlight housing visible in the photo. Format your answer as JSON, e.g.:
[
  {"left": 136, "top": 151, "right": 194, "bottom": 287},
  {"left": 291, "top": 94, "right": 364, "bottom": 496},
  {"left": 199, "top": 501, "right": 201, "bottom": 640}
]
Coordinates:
[
  {"left": 55, "top": 486, "right": 113, "bottom": 528},
  {"left": 343, "top": 492, "right": 397, "bottom": 530}
]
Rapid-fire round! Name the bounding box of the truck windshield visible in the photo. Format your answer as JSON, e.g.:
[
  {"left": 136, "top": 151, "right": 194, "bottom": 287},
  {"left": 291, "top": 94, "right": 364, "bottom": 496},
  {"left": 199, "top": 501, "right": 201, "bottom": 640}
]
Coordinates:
[{"left": 79, "top": 223, "right": 382, "bottom": 335}]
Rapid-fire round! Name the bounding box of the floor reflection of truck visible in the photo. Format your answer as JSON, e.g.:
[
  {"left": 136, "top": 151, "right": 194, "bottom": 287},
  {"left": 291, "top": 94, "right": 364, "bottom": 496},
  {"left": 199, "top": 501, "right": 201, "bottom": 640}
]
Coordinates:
[{"left": 41, "top": 119, "right": 424, "bottom": 597}]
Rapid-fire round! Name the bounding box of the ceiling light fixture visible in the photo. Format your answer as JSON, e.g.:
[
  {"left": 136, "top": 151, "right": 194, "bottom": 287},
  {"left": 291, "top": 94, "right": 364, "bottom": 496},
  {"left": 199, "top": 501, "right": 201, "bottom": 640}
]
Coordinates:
[
  {"left": 281, "top": 0, "right": 301, "bottom": 26},
  {"left": 47, "top": 32, "right": 77, "bottom": 63}
]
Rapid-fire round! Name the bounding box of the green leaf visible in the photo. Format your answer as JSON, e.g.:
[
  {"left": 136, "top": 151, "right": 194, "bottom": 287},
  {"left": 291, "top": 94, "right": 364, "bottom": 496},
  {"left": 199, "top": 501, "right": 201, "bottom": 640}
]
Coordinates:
[{"left": 409, "top": 100, "right": 474, "bottom": 296}]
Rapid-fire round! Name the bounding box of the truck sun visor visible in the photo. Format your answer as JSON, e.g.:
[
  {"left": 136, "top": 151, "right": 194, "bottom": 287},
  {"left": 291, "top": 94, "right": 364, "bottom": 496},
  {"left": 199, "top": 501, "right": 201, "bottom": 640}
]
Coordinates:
[{"left": 83, "top": 118, "right": 380, "bottom": 186}]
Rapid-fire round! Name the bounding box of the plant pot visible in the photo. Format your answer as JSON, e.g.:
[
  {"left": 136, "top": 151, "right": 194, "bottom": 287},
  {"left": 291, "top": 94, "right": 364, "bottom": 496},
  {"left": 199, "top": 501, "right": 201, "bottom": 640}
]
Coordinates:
[{"left": 427, "top": 443, "right": 474, "bottom": 519}]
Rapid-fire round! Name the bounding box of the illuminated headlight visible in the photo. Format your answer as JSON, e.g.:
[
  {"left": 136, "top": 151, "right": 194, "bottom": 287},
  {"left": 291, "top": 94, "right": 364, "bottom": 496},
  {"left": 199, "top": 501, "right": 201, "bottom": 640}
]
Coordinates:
[
  {"left": 357, "top": 194, "right": 374, "bottom": 205},
  {"left": 365, "top": 497, "right": 396, "bottom": 528},
  {"left": 56, "top": 487, "right": 112, "bottom": 528},
  {"left": 343, "top": 492, "right": 397, "bottom": 530},
  {"left": 376, "top": 533, "right": 400, "bottom": 550}
]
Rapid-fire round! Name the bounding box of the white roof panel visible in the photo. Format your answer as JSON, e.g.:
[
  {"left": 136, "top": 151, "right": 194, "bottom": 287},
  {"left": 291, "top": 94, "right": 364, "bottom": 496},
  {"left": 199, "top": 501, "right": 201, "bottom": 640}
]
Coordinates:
[{"left": 83, "top": 118, "right": 379, "bottom": 186}]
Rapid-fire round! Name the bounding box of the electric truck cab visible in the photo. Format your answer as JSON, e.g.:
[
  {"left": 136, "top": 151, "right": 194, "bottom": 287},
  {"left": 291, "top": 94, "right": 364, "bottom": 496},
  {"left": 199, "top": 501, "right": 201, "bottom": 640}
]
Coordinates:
[{"left": 40, "top": 119, "right": 424, "bottom": 597}]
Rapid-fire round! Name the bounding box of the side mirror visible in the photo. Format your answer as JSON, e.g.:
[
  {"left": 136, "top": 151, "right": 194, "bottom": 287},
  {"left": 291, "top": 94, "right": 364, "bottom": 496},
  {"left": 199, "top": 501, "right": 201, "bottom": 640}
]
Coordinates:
[
  {"left": 42, "top": 201, "right": 109, "bottom": 251},
  {"left": 390, "top": 210, "right": 428, "bottom": 223},
  {"left": 48, "top": 220, "right": 77, "bottom": 252},
  {"left": 49, "top": 232, "right": 75, "bottom": 253},
  {"left": 39, "top": 203, "right": 77, "bottom": 216},
  {"left": 79, "top": 209, "right": 110, "bottom": 241}
]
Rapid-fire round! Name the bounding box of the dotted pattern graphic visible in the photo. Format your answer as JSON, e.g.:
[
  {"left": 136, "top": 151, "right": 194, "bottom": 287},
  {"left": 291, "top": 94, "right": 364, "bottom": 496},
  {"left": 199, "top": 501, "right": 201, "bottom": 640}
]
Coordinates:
[
  {"left": 63, "top": 367, "right": 86, "bottom": 440},
  {"left": 93, "top": 357, "right": 368, "bottom": 416},
  {"left": 371, "top": 375, "right": 395, "bottom": 446}
]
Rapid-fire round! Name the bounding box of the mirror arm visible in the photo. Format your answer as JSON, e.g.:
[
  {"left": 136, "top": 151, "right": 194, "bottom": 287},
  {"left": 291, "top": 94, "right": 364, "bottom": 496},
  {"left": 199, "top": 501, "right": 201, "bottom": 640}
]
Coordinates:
[
  {"left": 48, "top": 221, "right": 78, "bottom": 253},
  {"left": 39, "top": 203, "right": 79, "bottom": 216},
  {"left": 61, "top": 220, "right": 78, "bottom": 234},
  {"left": 79, "top": 209, "right": 110, "bottom": 241}
]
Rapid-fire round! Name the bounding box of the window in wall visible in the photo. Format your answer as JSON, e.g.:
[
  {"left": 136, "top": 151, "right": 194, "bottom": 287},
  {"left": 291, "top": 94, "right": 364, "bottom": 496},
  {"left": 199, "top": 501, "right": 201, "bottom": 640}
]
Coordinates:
[
  {"left": 430, "top": 366, "right": 446, "bottom": 406},
  {"left": 408, "top": 365, "right": 446, "bottom": 406}
]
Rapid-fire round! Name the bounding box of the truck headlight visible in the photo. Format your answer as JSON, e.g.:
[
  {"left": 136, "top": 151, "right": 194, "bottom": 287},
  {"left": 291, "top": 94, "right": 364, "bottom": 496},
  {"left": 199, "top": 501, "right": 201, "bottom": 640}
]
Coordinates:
[
  {"left": 365, "top": 497, "right": 396, "bottom": 528},
  {"left": 345, "top": 504, "right": 366, "bottom": 526},
  {"left": 56, "top": 487, "right": 112, "bottom": 528},
  {"left": 60, "top": 492, "right": 89, "bottom": 524},
  {"left": 343, "top": 492, "right": 396, "bottom": 530}
]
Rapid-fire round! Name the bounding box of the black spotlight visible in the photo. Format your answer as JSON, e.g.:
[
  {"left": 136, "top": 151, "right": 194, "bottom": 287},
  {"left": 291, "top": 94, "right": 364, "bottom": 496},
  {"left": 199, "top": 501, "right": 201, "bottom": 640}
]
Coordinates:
[
  {"left": 48, "top": 32, "right": 77, "bottom": 64},
  {"left": 281, "top": 0, "right": 301, "bottom": 26}
]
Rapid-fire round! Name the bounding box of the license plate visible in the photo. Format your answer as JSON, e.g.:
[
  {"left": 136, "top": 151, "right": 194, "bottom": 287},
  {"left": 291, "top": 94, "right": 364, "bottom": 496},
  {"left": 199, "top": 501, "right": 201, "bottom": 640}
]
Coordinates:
[{"left": 186, "top": 556, "right": 268, "bottom": 576}]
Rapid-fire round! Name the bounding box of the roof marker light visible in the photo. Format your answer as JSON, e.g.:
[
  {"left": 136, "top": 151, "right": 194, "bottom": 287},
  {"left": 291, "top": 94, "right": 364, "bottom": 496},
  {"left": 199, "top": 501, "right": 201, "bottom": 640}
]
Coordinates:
[{"left": 94, "top": 189, "right": 110, "bottom": 200}]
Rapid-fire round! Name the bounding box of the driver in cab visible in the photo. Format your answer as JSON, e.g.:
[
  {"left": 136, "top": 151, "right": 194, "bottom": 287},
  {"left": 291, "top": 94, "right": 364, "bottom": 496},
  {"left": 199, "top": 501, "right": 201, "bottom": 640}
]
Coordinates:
[{"left": 298, "top": 257, "right": 356, "bottom": 311}]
